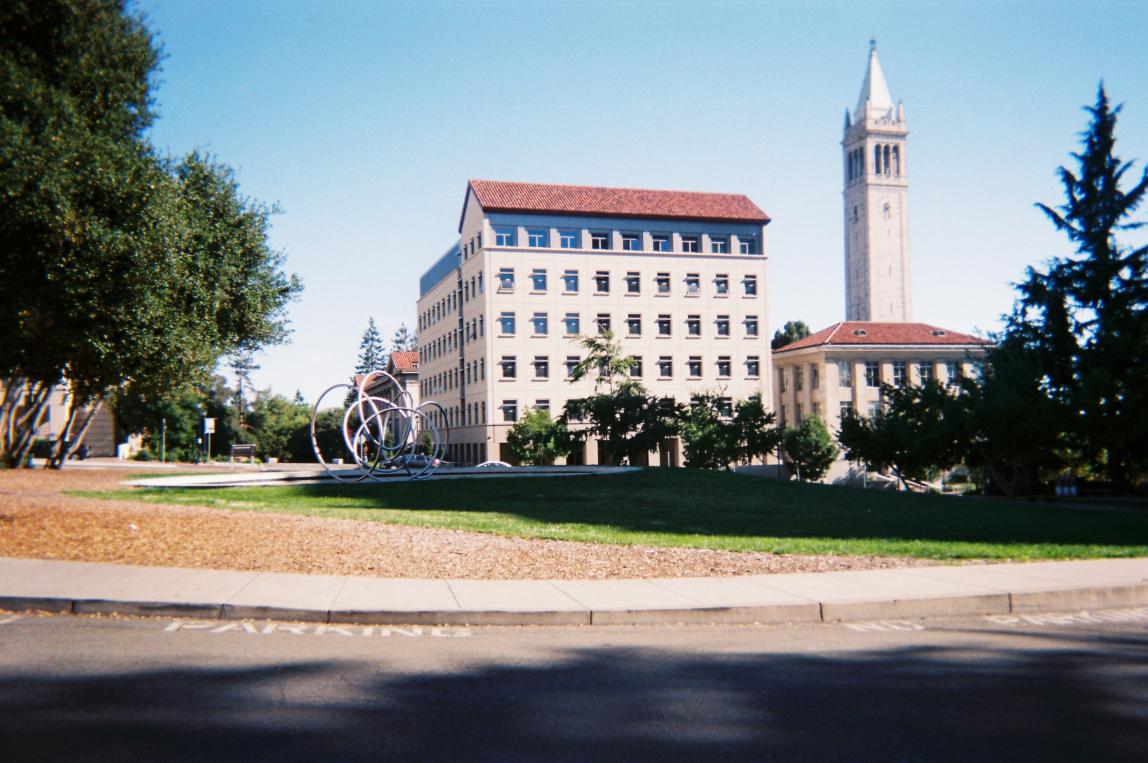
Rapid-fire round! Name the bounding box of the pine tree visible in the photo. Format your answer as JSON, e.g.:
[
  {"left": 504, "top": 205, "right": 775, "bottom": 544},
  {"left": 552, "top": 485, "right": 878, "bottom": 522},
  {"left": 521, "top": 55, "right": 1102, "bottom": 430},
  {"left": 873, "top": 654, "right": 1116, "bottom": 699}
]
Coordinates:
[
  {"left": 356, "top": 318, "right": 387, "bottom": 374},
  {"left": 1015, "top": 85, "right": 1148, "bottom": 488},
  {"left": 391, "top": 323, "right": 416, "bottom": 352}
]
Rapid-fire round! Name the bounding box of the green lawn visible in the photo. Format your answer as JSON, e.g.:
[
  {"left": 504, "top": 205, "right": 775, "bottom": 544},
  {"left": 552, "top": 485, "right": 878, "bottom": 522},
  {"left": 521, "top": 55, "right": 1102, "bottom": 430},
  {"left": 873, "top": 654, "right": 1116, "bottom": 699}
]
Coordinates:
[{"left": 87, "top": 470, "right": 1148, "bottom": 560}]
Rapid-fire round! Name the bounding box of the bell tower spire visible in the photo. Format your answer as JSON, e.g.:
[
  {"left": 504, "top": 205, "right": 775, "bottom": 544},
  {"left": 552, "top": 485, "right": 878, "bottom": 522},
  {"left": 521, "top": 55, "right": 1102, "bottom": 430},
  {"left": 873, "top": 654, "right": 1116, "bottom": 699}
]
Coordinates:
[{"left": 842, "top": 41, "right": 912, "bottom": 322}]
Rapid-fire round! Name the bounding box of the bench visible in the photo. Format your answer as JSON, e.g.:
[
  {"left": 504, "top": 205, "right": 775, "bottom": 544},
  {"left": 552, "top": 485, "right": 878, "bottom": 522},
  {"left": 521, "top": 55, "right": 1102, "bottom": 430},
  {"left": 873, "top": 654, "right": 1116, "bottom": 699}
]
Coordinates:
[{"left": 230, "top": 444, "right": 256, "bottom": 463}]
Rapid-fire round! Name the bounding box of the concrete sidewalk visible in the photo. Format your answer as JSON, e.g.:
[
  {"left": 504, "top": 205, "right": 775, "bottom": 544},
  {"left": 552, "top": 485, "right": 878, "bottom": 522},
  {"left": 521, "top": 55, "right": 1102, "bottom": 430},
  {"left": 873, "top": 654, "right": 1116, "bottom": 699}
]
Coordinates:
[{"left": 2, "top": 556, "right": 1147, "bottom": 626}]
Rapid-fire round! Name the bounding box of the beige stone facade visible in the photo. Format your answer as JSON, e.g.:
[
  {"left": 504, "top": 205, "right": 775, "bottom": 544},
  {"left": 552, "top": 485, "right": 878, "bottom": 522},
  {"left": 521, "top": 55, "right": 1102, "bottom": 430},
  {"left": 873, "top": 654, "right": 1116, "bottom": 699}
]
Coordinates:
[{"left": 417, "top": 180, "right": 772, "bottom": 465}]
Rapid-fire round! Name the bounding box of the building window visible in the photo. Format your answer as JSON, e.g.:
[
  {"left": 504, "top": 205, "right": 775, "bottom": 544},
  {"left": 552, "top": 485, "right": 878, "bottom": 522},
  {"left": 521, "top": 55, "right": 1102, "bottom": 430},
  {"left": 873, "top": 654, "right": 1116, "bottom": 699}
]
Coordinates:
[
  {"left": 714, "top": 274, "right": 729, "bottom": 295},
  {"left": 812, "top": 402, "right": 821, "bottom": 418},
  {"left": 838, "top": 361, "right": 853, "bottom": 388},
  {"left": 685, "top": 273, "right": 700, "bottom": 295},
  {"left": 865, "top": 361, "right": 880, "bottom": 387},
  {"left": 718, "top": 397, "right": 733, "bottom": 418},
  {"left": 711, "top": 238, "right": 729, "bottom": 254},
  {"left": 651, "top": 235, "right": 670, "bottom": 252},
  {"left": 494, "top": 227, "right": 516, "bottom": 247},
  {"left": 795, "top": 366, "right": 804, "bottom": 391},
  {"left": 591, "top": 232, "right": 610, "bottom": 250},
  {"left": 564, "top": 312, "right": 580, "bottom": 335},
  {"left": 560, "top": 230, "right": 578, "bottom": 249},
  {"left": 656, "top": 314, "right": 671, "bottom": 336},
  {"left": 840, "top": 401, "right": 854, "bottom": 419},
  {"left": 527, "top": 229, "right": 547, "bottom": 248},
  {"left": 868, "top": 400, "right": 881, "bottom": 418},
  {"left": 501, "top": 400, "right": 518, "bottom": 422},
  {"left": 686, "top": 315, "right": 701, "bottom": 336},
  {"left": 919, "top": 362, "right": 934, "bottom": 385},
  {"left": 626, "top": 313, "right": 642, "bottom": 336},
  {"left": 621, "top": 234, "right": 640, "bottom": 251},
  {"left": 625, "top": 271, "right": 641, "bottom": 294},
  {"left": 811, "top": 365, "right": 820, "bottom": 389},
  {"left": 796, "top": 403, "right": 804, "bottom": 423},
  {"left": 892, "top": 361, "right": 907, "bottom": 386},
  {"left": 563, "top": 269, "right": 579, "bottom": 293},
  {"left": 532, "top": 312, "right": 548, "bottom": 335},
  {"left": 530, "top": 269, "right": 547, "bottom": 292},
  {"left": 946, "top": 360, "right": 961, "bottom": 387},
  {"left": 629, "top": 357, "right": 643, "bottom": 378},
  {"left": 565, "top": 356, "right": 580, "bottom": 378},
  {"left": 739, "top": 237, "right": 757, "bottom": 255},
  {"left": 594, "top": 271, "right": 610, "bottom": 293},
  {"left": 715, "top": 315, "right": 730, "bottom": 337},
  {"left": 778, "top": 368, "right": 788, "bottom": 392},
  {"left": 534, "top": 399, "right": 550, "bottom": 415},
  {"left": 687, "top": 356, "right": 702, "bottom": 378},
  {"left": 534, "top": 356, "right": 549, "bottom": 379},
  {"left": 499, "top": 312, "right": 516, "bottom": 335},
  {"left": 716, "top": 356, "right": 731, "bottom": 378},
  {"left": 743, "top": 274, "right": 758, "bottom": 295},
  {"left": 596, "top": 313, "right": 611, "bottom": 334},
  {"left": 498, "top": 268, "right": 515, "bottom": 292},
  {"left": 655, "top": 272, "right": 671, "bottom": 294},
  {"left": 745, "top": 315, "right": 759, "bottom": 337},
  {"left": 681, "top": 236, "right": 699, "bottom": 253},
  {"left": 779, "top": 405, "right": 786, "bottom": 428},
  {"left": 746, "top": 356, "right": 760, "bottom": 377},
  {"left": 500, "top": 356, "right": 517, "bottom": 379},
  {"left": 658, "top": 356, "right": 673, "bottom": 378}
]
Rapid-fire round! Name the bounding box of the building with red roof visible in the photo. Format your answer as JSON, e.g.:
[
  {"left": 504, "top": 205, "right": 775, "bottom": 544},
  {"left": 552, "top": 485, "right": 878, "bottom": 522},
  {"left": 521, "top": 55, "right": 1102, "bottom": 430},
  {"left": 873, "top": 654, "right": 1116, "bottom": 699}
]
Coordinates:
[{"left": 419, "top": 179, "right": 772, "bottom": 466}]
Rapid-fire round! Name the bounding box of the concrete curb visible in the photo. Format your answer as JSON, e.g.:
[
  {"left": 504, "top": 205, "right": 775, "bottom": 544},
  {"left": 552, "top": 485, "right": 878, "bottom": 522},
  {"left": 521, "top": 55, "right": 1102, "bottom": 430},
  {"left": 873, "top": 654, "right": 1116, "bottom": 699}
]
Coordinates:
[{"left": 3, "top": 556, "right": 1146, "bottom": 627}]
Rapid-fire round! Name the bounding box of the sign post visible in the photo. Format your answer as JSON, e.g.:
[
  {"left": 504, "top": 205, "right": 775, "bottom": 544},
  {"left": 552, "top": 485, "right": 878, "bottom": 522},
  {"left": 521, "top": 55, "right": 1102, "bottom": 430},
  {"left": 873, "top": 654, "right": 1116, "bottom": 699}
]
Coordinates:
[{"left": 203, "top": 417, "right": 215, "bottom": 462}]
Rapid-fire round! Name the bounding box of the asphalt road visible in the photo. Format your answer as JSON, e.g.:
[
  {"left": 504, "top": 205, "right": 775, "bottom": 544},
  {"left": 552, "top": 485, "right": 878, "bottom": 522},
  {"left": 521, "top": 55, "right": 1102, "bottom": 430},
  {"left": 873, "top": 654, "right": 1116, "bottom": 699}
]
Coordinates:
[{"left": 2, "top": 608, "right": 1147, "bottom": 761}]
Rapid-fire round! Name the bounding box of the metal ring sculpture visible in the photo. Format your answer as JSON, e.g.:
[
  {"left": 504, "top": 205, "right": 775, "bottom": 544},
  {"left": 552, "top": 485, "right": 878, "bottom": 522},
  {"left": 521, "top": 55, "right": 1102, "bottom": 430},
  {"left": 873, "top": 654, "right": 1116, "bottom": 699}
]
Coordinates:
[{"left": 310, "top": 370, "right": 449, "bottom": 482}]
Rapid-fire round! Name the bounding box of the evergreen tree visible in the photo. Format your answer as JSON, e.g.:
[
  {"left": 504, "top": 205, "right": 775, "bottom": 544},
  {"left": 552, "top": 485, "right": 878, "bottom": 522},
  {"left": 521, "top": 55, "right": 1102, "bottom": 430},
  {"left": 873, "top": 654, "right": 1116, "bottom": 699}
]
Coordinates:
[
  {"left": 391, "top": 323, "right": 417, "bottom": 352},
  {"left": 1014, "top": 85, "right": 1148, "bottom": 489},
  {"left": 355, "top": 318, "right": 387, "bottom": 374},
  {"left": 771, "top": 320, "right": 812, "bottom": 350}
]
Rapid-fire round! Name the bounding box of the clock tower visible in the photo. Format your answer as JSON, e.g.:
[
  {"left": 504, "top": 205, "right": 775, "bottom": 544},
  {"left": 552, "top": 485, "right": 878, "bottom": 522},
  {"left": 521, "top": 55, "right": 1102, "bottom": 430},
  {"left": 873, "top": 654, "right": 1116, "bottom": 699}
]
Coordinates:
[{"left": 842, "top": 40, "right": 911, "bottom": 322}]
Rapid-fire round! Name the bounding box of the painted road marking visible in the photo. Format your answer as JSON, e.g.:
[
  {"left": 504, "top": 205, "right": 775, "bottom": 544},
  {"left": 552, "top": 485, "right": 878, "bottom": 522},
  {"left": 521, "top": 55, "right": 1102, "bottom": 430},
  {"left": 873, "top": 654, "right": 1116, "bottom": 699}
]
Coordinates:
[
  {"left": 0, "top": 615, "right": 22, "bottom": 625},
  {"left": 843, "top": 619, "right": 926, "bottom": 632},
  {"left": 164, "top": 620, "right": 471, "bottom": 638},
  {"left": 985, "top": 606, "right": 1148, "bottom": 628}
]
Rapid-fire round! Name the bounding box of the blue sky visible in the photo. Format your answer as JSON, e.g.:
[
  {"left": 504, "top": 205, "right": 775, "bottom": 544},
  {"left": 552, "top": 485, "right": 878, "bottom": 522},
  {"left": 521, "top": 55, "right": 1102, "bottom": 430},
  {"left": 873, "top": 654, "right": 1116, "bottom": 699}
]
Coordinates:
[{"left": 140, "top": 0, "right": 1148, "bottom": 402}]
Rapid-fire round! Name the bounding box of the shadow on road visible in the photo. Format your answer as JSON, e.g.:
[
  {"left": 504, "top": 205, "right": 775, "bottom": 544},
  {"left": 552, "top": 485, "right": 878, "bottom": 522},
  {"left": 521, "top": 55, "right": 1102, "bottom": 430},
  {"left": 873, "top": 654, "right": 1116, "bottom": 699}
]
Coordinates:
[{"left": 2, "top": 630, "right": 1146, "bottom": 760}]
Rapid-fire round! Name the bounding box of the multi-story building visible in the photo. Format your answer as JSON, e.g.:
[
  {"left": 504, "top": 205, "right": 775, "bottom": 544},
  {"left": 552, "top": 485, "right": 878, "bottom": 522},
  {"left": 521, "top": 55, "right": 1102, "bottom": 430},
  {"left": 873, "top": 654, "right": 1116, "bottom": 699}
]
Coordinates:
[
  {"left": 417, "top": 179, "right": 772, "bottom": 465},
  {"left": 774, "top": 43, "right": 990, "bottom": 482}
]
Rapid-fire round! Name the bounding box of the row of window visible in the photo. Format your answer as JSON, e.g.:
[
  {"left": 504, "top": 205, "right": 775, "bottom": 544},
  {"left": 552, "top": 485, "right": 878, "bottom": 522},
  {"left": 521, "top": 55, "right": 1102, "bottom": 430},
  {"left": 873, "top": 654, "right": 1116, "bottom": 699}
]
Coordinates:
[
  {"left": 496, "top": 268, "right": 758, "bottom": 298},
  {"left": 496, "top": 310, "right": 760, "bottom": 339},
  {"left": 498, "top": 353, "right": 762, "bottom": 381},
  {"left": 777, "top": 360, "right": 977, "bottom": 393},
  {"left": 490, "top": 227, "right": 758, "bottom": 255},
  {"left": 845, "top": 143, "right": 902, "bottom": 183}
]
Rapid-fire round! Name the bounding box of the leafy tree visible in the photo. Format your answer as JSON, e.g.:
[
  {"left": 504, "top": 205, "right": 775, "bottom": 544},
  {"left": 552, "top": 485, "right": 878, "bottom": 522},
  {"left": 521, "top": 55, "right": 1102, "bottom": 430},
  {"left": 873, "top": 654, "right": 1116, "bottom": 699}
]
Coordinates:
[
  {"left": 680, "top": 394, "right": 740, "bottom": 470},
  {"left": 781, "top": 415, "right": 839, "bottom": 482},
  {"left": 0, "top": 1, "right": 301, "bottom": 468},
  {"left": 246, "top": 390, "right": 311, "bottom": 462},
  {"left": 560, "top": 331, "right": 683, "bottom": 465},
  {"left": 391, "top": 323, "right": 417, "bottom": 352},
  {"left": 837, "top": 383, "right": 963, "bottom": 487},
  {"left": 1011, "top": 85, "right": 1148, "bottom": 490},
  {"left": 506, "top": 407, "right": 572, "bottom": 465},
  {"left": 734, "top": 393, "right": 783, "bottom": 465},
  {"left": 771, "top": 320, "right": 812, "bottom": 350},
  {"left": 356, "top": 318, "right": 387, "bottom": 374}
]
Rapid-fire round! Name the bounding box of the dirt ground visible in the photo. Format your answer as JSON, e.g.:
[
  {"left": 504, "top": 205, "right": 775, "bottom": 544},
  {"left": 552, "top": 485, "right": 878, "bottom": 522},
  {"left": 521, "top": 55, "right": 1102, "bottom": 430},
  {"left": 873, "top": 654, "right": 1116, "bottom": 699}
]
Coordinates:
[{"left": 0, "top": 467, "right": 939, "bottom": 579}]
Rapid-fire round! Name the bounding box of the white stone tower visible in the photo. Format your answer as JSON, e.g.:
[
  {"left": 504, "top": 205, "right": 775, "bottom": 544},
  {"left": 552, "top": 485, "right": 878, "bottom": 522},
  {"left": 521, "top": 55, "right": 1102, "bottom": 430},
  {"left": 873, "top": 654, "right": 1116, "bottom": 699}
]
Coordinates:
[{"left": 842, "top": 40, "right": 911, "bottom": 322}]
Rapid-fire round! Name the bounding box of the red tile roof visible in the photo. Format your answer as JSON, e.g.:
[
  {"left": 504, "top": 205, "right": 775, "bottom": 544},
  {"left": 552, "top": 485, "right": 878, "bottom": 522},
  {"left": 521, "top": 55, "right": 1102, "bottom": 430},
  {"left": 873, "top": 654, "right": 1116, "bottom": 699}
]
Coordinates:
[
  {"left": 389, "top": 351, "right": 419, "bottom": 373},
  {"left": 468, "top": 179, "right": 770, "bottom": 224},
  {"left": 774, "top": 322, "right": 990, "bottom": 353}
]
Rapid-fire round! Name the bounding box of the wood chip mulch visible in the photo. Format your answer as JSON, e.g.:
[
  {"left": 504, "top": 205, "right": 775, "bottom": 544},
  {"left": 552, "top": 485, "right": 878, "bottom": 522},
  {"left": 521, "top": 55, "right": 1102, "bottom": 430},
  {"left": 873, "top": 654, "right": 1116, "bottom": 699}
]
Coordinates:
[{"left": 0, "top": 467, "right": 939, "bottom": 580}]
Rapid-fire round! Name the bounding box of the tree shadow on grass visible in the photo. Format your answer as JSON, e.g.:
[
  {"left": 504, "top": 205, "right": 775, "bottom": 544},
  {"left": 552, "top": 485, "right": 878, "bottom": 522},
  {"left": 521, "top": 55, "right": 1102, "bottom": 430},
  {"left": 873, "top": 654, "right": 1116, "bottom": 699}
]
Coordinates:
[
  {"left": 1, "top": 630, "right": 1146, "bottom": 761},
  {"left": 286, "top": 470, "right": 1148, "bottom": 550}
]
